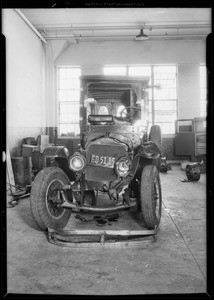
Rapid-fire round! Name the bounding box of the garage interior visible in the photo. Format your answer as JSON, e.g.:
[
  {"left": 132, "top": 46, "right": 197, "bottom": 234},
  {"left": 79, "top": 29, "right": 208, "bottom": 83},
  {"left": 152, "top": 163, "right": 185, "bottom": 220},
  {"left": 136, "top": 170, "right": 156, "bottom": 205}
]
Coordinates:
[{"left": 2, "top": 7, "right": 211, "bottom": 295}]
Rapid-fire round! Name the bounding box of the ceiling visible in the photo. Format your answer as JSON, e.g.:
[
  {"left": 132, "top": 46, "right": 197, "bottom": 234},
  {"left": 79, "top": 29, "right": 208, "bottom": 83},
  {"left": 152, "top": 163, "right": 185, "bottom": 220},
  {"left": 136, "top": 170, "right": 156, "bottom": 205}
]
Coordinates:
[{"left": 19, "top": 8, "right": 211, "bottom": 42}]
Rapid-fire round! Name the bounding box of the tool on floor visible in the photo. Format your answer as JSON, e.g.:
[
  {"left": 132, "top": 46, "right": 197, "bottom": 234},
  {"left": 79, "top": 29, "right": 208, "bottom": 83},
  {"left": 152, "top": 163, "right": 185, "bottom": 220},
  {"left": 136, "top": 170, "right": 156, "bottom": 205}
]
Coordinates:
[
  {"left": 7, "top": 185, "right": 31, "bottom": 208},
  {"left": 47, "top": 227, "right": 157, "bottom": 248},
  {"left": 74, "top": 213, "right": 122, "bottom": 226}
]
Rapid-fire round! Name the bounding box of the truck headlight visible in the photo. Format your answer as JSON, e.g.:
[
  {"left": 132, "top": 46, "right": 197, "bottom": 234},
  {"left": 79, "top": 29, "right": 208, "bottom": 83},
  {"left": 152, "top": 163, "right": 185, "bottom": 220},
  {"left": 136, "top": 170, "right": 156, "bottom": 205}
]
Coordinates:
[
  {"left": 115, "top": 157, "right": 131, "bottom": 177},
  {"left": 68, "top": 153, "right": 86, "bottom": 172}
]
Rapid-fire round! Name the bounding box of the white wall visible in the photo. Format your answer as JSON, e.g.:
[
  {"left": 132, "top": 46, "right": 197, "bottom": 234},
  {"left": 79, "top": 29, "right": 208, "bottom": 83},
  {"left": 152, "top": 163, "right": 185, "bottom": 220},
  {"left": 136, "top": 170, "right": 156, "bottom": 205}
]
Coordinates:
[
  {"left": 55, "top": 39, "right": 206, "bottom": 120},
  {"left": 55, "top": 40, "right": 205, "bottom": 65},
  {"left": 178, "top": 64, "right": 201, "bottom": 119},
  {"left": 2, "top": 9, "right": 46, "bottom": 155}
]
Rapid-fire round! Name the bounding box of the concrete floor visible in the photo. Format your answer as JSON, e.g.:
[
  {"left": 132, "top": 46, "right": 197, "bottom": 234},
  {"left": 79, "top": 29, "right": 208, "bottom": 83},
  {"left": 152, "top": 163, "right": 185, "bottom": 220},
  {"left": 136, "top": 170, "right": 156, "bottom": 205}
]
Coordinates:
[{"left": 6, "top": 164, "right": 206, "bottom": 295}]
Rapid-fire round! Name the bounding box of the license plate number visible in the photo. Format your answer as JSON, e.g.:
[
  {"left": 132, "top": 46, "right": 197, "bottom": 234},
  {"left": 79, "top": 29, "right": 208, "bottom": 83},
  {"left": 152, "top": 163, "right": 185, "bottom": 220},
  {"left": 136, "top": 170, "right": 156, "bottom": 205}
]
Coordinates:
[{"left": 90, "top": 154, "right": 115, "bottom": 168}]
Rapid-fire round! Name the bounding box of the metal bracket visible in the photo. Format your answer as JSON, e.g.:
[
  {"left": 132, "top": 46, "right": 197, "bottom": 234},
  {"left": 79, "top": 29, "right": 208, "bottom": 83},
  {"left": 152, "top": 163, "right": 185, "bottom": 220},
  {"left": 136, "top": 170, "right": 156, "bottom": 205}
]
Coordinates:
[{"left": 47, "top": 227, "right": 157, "bottom": 248}]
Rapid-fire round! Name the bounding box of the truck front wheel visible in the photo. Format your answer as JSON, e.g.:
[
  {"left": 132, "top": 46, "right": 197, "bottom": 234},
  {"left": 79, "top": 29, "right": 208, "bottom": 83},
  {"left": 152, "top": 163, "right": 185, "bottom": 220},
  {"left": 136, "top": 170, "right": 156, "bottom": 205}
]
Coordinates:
[
  {"left": 139, "top": 165, "right": 162, "bottom": 229},
  {"left": 30, "top": 167, "right": 72, "bottom": 231}
]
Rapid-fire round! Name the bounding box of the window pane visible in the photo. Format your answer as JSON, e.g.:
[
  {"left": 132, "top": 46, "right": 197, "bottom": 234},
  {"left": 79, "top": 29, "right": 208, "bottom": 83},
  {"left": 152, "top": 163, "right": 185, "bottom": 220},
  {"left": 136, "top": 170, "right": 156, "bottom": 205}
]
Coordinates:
[
  {"left": 148, "top": 88, "right": 152, "bottom": 100},
  {"left": 59, "top": 79, "right": 72, "bottom": 90},
  {"left": 153, "top": 65, "right": 177, "bottom": 105},
  {"left": 59, "top": 124, "right": 80, "bottom": 136},
  {"left": 58, "top": 90, "right": 81, "bottom": 102},
  {"left": 59, "top": 68, "right": 81, "bottom": 79},
  {"left": 155, "top": 101, "right": 177, "bottom": 111},
  {"left": 169, "top": 89, "right": 176, "bottom": 99},
  {"left": 150, "top": 65, "right": 177, "bottom": 134},
  {"left": 70, "top": 90, "right": 80, "bottom": 101},
  {"left": 201, "top": 100, "right": 207, "bottom": 117},
  {"left": 154, "top": 88, "right": 176, "bottom": 100},
  {"left": 154, "top": 78, "right": 176, "bottom": 87},
  {"left": 128, "top": 66, "right": 151, "bottom": 77},
  {"left": 58, "top": 67, "right": 81, "bottom": 136},
  {"left": 103, "top": 66, "right": 126, "bottom": 75},
  {"left": 156, "top": 123, "right": 172, "bottom": 134},
  {"left": 154, "top": 66, "right": 176, "bottom": 74},
  {"left": 149, "top": 101, "right": 152, "bottom": 113},
  {"left": 98, "top": 106, "right": 109, "bottom": 115},
  {"left": 59, "top": 78, "right": 80, "bottom": 90},
  {"left": 59, "top": 103, "right": 79, "bottom": 123},
  {"left": 155, "top": 111, "right": 177, "bottom": 123},
  {"left": 58, "top": 90, "right": 72, "bottom": 101},
  {"left": 200, "top": 88, "right": 207, "bottom": 101}
]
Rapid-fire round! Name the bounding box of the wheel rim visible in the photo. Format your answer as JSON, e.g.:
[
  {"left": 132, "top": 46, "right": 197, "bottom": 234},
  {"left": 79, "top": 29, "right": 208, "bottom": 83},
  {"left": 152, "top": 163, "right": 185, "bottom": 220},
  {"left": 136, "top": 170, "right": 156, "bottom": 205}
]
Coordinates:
[
  {"left": 154, "top": 177, "right": 161, "bottom": 220},
  {"left": 45, "top": 180, "right": 65, "bottom": 219}
]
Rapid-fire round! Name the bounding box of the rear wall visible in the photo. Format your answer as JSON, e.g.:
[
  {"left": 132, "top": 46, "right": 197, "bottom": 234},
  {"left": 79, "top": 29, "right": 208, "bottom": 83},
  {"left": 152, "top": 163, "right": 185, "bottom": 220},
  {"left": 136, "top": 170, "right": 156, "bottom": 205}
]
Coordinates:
[{"left": 54, "top": 39, "right": 206, "bottom": 159}]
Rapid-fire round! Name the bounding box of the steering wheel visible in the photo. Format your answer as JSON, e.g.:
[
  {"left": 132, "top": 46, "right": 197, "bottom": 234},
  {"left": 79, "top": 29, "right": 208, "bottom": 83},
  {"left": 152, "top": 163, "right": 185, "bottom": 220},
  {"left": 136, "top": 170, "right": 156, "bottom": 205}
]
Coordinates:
[{"left": 120, "top": 106, "right": 141, "bottom": 121}]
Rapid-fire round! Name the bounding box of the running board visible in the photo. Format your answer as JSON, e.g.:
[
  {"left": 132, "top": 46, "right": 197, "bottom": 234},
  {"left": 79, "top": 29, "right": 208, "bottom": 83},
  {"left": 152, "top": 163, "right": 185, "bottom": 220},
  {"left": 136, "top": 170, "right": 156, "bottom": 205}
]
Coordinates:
[{"left": 47, "top": 228, "right": 158, "bottom": 248}]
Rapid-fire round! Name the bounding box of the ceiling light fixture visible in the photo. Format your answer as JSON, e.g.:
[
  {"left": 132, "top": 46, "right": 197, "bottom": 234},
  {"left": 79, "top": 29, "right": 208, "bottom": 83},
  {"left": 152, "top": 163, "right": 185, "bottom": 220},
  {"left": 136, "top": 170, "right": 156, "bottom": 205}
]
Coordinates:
[{"left": 135, "top": 28, "right": 149, "bottom": 41}]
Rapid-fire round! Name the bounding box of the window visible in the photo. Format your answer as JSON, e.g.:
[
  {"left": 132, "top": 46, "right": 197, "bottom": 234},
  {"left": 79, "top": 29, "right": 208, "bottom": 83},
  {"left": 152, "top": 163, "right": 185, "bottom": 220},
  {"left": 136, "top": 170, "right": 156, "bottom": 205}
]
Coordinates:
[
  {"left": 200, "top": 65, "right": 207, "bottom": 117},
  {"left": 128, "top": 66, "right": 151, "bottom": 78},
  {"left": 102, "top": 64, "right": 177, "bottom": 134},
  {"left": 117, "top": 105, "right": 126, "bottom": 117},
  {"left": 57, "top": 67, "right": 81, "bottom": 136},
  {"left": 98, "top": 106, "right": 109, "bottom": 115},
  {"left": 128, "top": 66, "right": 152, "bottom": 125},
  {"left": 103, "top": 66, "right": 127, "bottom": 76},
  {"left": 153, "top": 66, "right": 177, "bottom": 134},
  {"left": 128, "top": 65, "right": 177, "bottom": 134}
]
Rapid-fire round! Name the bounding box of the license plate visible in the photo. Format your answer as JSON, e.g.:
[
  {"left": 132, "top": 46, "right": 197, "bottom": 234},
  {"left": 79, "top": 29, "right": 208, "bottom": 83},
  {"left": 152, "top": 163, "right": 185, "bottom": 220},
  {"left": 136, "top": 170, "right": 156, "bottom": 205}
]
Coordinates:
[{"left": 90, "top": 154, "right": 115, "bottom": 168}]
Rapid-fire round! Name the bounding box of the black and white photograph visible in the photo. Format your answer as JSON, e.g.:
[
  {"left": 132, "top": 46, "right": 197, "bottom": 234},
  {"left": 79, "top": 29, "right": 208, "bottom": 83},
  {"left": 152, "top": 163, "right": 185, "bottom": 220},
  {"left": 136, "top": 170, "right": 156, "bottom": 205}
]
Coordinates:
[{"left": 2, "top": 4, "right": 212, "bottom": 296}]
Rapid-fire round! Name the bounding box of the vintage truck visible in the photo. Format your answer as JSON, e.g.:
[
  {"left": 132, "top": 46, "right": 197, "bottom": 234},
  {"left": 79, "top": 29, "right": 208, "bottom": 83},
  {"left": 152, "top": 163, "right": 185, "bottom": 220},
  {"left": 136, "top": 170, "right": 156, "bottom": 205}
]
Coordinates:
[{"left": 30, "top": 76, "right": 162, "bottom": 232}]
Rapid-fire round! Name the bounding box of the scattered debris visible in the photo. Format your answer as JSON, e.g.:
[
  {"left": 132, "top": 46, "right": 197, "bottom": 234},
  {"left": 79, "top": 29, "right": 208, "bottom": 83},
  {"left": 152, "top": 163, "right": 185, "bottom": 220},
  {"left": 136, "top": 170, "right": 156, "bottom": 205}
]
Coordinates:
[
  {"left": 7, "top": 185, "right": 31, "bottom": 208},
  {"left": 75, "top": 213, "right": 122, "bottom": 226},
  {"left": 181, "top": 163, "right": 201, "bottom": 182},
  {"left": 160, "top": 157, "right": 171, "bottom": 173}
]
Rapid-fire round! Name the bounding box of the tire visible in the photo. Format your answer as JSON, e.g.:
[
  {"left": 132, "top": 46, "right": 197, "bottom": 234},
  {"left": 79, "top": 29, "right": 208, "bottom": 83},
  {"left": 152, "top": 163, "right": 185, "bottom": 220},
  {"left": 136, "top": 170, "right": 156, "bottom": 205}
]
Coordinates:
[
  {"left": 149, "top": 125, "right": 162, "bottom": 150},
  {"left": 30, "top": 167, "right": 72, "bottom": 231},
  {"left": 149, "top": 125, "right": 162, "bottom": 170},
  {"left": 139, "top": 165, "right": 162, "bottom": 229}
]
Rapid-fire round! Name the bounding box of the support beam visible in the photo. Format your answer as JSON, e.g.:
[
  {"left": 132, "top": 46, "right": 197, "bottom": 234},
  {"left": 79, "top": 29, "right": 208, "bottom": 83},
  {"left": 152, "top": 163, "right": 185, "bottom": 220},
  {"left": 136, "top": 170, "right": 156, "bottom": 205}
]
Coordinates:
[{"left": 14, "top": 9, "right": 47, "bottom": 44}]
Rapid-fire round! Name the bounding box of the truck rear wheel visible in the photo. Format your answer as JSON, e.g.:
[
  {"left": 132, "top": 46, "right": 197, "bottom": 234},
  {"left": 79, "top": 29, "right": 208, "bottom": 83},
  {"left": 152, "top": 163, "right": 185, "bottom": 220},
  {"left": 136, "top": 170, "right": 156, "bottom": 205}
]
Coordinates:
[
  {"left": 139, "top": 165, "right": 162, "bottom": 229},
  {"left": 30, "top": 167, "right": 72, "bottom": 231}
]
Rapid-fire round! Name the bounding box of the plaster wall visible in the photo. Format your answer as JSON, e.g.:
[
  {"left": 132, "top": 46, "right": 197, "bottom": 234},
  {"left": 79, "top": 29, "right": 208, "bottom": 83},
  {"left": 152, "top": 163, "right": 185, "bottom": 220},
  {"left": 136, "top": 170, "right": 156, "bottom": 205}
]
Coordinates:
[{"left": 2, "top": 9, "right": 46, "bottom": 156}]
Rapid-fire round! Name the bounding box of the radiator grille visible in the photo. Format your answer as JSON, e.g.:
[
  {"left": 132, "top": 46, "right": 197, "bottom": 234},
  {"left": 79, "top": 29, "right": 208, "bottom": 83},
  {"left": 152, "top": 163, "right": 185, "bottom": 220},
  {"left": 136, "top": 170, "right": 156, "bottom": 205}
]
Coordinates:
[{"left": 85, "top": 140, "right": 127, "bottom": 186}]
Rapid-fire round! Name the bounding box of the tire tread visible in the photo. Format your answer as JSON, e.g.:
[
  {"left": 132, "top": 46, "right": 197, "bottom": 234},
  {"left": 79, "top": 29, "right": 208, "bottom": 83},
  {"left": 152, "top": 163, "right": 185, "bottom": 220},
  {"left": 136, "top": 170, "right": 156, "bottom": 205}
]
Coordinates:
[
  {"left": 140, "top": 165, "right": 162, "bottom": 229},
  {"left": 30, "top": 167, "right": 71, "bottom": 230}
]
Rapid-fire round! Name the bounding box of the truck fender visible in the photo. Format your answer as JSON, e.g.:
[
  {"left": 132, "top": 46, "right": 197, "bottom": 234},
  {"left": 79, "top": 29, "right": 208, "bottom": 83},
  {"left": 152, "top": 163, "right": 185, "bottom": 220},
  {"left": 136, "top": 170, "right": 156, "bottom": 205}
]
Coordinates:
[
  {"left": 37, "top": 146, "right": 75, "bottom": 180},
  {"left": 39, "top": 146, "right": 69, "bottom": 168},
  {"left": 135, "top": 141, "right": 161, "bottom": 160},
  {"left": 130, "top": 141, "right": 161, "bottom": 178}
]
